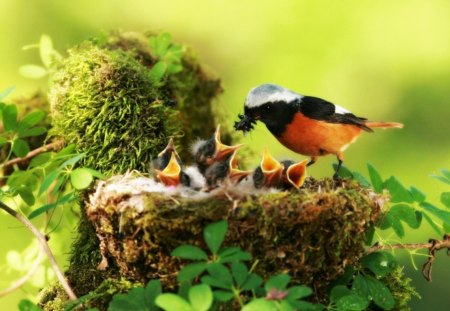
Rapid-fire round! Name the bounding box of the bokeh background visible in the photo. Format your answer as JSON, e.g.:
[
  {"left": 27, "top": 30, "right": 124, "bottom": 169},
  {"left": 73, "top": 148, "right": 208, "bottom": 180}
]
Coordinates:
[{"left": 1, "top": 0, "right": 449, "bottom": 309}]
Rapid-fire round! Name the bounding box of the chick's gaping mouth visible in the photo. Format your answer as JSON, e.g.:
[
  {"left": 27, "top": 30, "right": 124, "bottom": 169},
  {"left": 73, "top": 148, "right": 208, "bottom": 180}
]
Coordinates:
[{"left": 234, "top": 113, "right": 258, "bottom": 133}]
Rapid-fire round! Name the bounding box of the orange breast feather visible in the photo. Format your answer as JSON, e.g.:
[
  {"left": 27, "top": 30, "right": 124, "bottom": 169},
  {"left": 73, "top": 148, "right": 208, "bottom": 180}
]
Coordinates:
[{"left": 277, "top": 113, "right": 363, "bottom": 157}]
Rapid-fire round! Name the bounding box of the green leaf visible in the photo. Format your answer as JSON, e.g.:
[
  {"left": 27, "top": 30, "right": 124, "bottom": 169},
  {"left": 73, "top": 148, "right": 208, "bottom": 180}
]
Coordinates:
[
  {"left": 18, "top": 299, "right": 42, "bottom": 311},
  {"left": 410, "top": 186, "right": 426, "bottom": 203},
  {"left": 59, "top": 153, "right": 84, "bottom": 168},
  {"left": 286, "top": 285, "right": 312, "bottom": 300},
  {"left": 70, "top": 168, "right": 93, "bottom": 189},
  {"left": 231, "top": 262, "right": 249, "bottom": 287},
  {"left": 82, "top": 168, "right": 105, "bottom": 179},
  {"left": 19, "top": 110, "right": 46, "bottom": 128},
  {"left": 155, "top": 293, "right": 194, "bottom": 311},
  {"left": 241, "top": 274, "right": 263, "bottom": 291},
  {"left": 422, "top": 212, "right": 443, "bottom": 235},
  {"left": 149, "top": 32, "right": 172, "bottom": 57},
  {"left": 384, "top": 176, "right": 413, "bottom": 203},
  {"left": 18, "top": 188, "right": 35, "bottom": 206},
  {"left": 19, "top": 65, "right": 48, "bottom": 79},
  {"left": 430, "top": 174, "right": 450, "bottom": 185},
  {"left": 39, "top": 170, "right": 61, "bottom": 195},
  {"left": 0, "top": 86, "right": 15, "bottom": 101},
  {"left": 380, "top": 212, "right": 405, "bottom": 238},
  {"left": 145, "top": 280, "right": 162, "bottom": 311},
  {"left": 265, "top": 274, "right": 290, "bottom": 291},
  {"left": 419, "top": 202, "right": 450, "bottom": 226},
  {"left": 29, "top": 193, "right": 75, "bottom": 219},
  {"left": 441, "top": 169, "right": 450, "bottom": 180},
  {"left": 352, "top": 172, "right": 371, "bottom": 187},
  {"left": 367, "top": 164, "right": 383, "bottom": 193},
  {"left": 206, "top": 263, "right": 233, "bottom": 287},
  {"left": 365, "top": 275, "right": 395, "bottom": 310},
  {"left": 219, "top": 250, "right": 252, "bottom": 263},
  {"left": 12, "top": 139, "right": 30, "bottom": 157},
  {"left": 3, "top": 104, "right": 18, "bottom": 132},
  {"left": 389, "top": 204, "right": 420, "bottom": 229},
  {"left": 332, "top": 163, "right": 352, "bottom": 178},
  {"left": 336, "top": 293, "right": 369, "bottom": 311},
  {"left": 361, "top": 251, "right": 397, "bottom": 278},
  {"left": 201, "top": 275, "right": 231, "bottom": 290},
  {"left": 188, "top": 284, "right": 213, "bottom": 311},
  {"left": 39, "top": 34, "right": 54, "bottom": 68},
  {"left": 29, "top": 152, "right": 52, "bottom": 168},
  {"left": 0, "top": 136, "right": 8, "bottom": 148},
  {"left": 441, "top": 192, "right": 450, "bottom": 209},
  {"left": 149, "top": 61, "right": 167, "bottom": 83},
  {"left": 242, "top": 298, "right": 277, "bottom": 311},
  {"left": 18, "top": 126, "right": 47, "bottom": 138},
  {"left": 352, "top": 274, "right": 369, "bottom": 299},
  {"left": 172, "top": 245, "right": 208, "bottom": 260},
  {"left": 213, "top": 290, "right": 234, "bottom": 302},
  {"left": 364, "top": 226, "right": 375, "bottom": 245},
  {"left": 330, "top": 285, "right": 352, "bottom": 303},
  {"left": 177, "top": 262, "right": 208, "bottom": 282},
  {"left": 204, "top": 220, "right": 227, "bottom": 254}
]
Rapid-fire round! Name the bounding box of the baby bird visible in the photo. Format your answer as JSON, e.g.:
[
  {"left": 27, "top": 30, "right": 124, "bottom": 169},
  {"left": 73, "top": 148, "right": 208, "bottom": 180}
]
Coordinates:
[
  {"left": 204, "top": 150, "right": 251, "bottom": 190},
  {"left": 153, "top": 139, "right": 190, "bottom": 187},
  {"left": 252, "top": 148, "right": 307, "bottom": 189},
  {"left": 192, "top": 125, "right": 244, "bottom": 175}
]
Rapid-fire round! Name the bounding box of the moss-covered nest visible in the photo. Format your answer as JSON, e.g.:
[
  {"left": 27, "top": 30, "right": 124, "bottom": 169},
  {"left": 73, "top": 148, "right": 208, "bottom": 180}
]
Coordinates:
[
  {"left": 84, "top": 176, "right": 380, "bottom": 300},
  {"left": 49, "top": 31, "right": 222, "bottom": 176}
]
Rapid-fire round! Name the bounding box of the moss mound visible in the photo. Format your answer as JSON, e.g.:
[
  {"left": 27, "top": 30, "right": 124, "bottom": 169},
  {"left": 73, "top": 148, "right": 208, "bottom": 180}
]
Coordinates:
[{"left": 49, "top": 31, "right": 222, "bottom": 176}]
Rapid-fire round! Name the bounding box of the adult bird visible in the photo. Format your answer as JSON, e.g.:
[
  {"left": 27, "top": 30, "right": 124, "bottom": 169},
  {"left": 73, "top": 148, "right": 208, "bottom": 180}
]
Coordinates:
[{"left": 234, "top": 83, "right": 403, "bottom": 179}]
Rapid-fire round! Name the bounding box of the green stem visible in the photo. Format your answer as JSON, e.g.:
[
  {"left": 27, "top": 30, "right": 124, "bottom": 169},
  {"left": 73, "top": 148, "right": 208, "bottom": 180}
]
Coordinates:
[{"left": 233, "top": 287, "right": 244, "bottom": 307}]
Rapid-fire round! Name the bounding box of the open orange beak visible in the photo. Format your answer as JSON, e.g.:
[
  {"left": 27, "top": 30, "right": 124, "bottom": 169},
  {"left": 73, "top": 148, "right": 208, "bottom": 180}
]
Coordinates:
[
  {"left": 228, "top": 151, "right": 252, "bottom": 184},
  {"left": 158, "top": 137, "right": 178, "bottom": 158},
  {"left": 212, "top": 124, "right": 244, "bottom": 162},
  {"left": 285, "top": 160, "right": 308, "bottom": 189},
  {"left": 261, "top": 148, "right": 283, "bottom": 185},
  {"left": 155, "top": 152, "right": 181, "bottom": 186}
]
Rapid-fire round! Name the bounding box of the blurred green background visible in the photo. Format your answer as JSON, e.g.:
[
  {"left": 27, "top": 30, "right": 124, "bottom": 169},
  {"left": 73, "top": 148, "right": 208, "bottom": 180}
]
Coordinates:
[{"left": 0, "top": 0, "right": 449, "bottom": 309}]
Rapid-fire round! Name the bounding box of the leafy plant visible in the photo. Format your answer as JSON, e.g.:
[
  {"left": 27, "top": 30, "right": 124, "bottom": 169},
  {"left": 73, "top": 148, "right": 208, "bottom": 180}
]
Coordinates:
[
  {"left": 19, "top": 34, "right": 62, "bottom": 79},
  {"left": 148, "top": 32, "right": 184, "bottom": 84},
  {"left": 171, "top": 220, "right": 252, "bottom": 283}
]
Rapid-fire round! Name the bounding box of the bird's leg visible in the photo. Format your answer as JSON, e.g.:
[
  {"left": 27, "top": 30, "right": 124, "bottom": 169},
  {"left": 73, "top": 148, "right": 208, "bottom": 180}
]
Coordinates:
[
  {"left": 307, "top": 156, "right": 317, "bottom": 167},
  {"left": 333, "top": 153, "right": 344, "bottom": 180}
]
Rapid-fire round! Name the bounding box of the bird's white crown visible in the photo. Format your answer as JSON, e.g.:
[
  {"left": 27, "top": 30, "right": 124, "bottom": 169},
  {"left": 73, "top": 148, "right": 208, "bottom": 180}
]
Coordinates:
[{"left": 244, "top": 83, "right": 303, "bottom": 108}]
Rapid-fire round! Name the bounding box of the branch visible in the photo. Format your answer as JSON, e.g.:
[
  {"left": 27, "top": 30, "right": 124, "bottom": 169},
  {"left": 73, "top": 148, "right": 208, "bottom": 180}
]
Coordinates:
[
  {"left": 0, "top": 140, "right": 64, "bottom": 169},
  {"left": 367, "top": 235, "right": 450, "bottom": 282},
  {"left": 0, "top": 242, "right": 44, "bottom": 297},
  {"left": 0, "top": 201, "right": 77, "bottom": 300}
]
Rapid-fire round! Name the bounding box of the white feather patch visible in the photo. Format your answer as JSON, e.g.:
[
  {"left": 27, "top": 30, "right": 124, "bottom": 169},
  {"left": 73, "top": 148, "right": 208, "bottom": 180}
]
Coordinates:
[{"left": 245, "top": 84, "right": 303, "bottom": 108}]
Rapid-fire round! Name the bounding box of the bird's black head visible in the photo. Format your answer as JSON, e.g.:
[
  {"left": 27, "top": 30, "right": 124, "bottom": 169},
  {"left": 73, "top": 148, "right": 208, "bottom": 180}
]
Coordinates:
[{"left": 234, "top": 83, "right": 302, "bottom": 136}]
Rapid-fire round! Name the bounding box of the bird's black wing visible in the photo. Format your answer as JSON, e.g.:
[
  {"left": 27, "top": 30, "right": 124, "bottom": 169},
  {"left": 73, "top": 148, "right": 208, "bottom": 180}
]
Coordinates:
[{"left": 299, "top": 96, "right": 372, "bottom": 132}]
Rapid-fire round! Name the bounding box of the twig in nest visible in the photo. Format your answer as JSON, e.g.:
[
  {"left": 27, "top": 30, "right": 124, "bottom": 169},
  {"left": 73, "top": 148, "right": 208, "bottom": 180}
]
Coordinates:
[
  {"left": 1, "top": 140, "right": 64, "bottom": 169},
  {"left": 0, "top": 201, "right": 77, "bottom": 300},
  {"left": 367, "top": 234, "right": 450, "bottom": 282}
]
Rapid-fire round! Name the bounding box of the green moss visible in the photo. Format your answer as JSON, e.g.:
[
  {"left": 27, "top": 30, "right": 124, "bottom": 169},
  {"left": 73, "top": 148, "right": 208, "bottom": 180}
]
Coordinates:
[
  {"left": 38, "top": 282, "right": 68, "bottom": 311},
  {"left": 49, "top": 31, "right": 222, "bottom": 174},
  {"left": 381, "top": 267, "right": 420, "bottom": 311}
]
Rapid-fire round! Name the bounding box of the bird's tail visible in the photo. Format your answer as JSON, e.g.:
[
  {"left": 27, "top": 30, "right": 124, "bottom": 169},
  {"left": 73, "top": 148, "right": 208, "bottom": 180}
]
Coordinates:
[{"left": 365, "top": 121, "right": 404, "bottom": 129}]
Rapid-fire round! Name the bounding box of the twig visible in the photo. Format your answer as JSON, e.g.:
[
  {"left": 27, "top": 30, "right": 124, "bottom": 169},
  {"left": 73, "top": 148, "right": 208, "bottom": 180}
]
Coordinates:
[
  {"left": 0, "top": 201, "right": 77, "bottom": 300},
  {"left": 0, "top": 140, "right": 64, "bottom": 169},
  {"left": 0, "top": 242, "right": 44, "bottom": 297},
  {"left": 367, "top": 235, "right": 450, "bottom": 282}
]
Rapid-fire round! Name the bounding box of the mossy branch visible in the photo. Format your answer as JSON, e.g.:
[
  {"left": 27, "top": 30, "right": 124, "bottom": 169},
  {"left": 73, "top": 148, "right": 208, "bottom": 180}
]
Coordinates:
[
  {"left": 367, "top": 234, "right": 450, "bottom": 282},
  {"left": 0, "top": 140, "right": 64, "bottom": 169},
  {"left": 0, "top": 201, "right": 77, "bottom": 301}
]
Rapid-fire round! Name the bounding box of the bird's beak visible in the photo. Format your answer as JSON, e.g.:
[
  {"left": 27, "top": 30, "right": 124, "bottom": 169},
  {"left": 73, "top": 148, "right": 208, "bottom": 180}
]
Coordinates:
[
  {"left": 285, "top": 160, "right": 307, "bottom": 189},
  {"left": 156, "top": 152, "right": 181, "bottom": 186},
  {"left": 260, "top": 148, "right": 283, "bottom": 184},
  {"left": 228, "top": 151, "right": 252, "bottom": 184},
  {"left": 213, "top": 124, "right": 244, "bottom": 162},
  {"left": 158, "top": 137, "right": 177, "bottom": 158}
]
